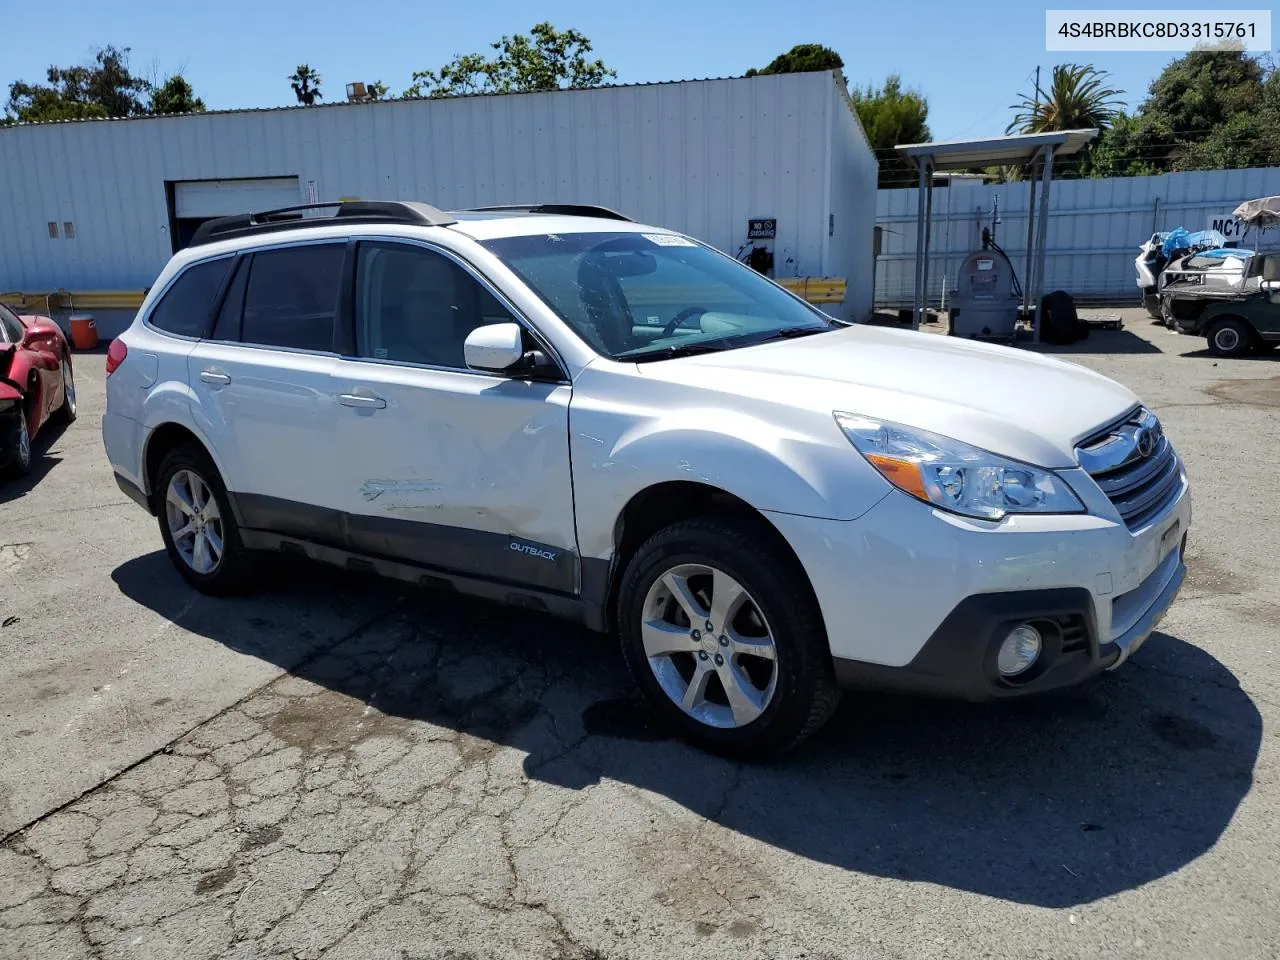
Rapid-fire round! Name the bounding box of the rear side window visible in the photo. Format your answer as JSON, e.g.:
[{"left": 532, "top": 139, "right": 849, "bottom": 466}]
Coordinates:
[
  {"left": 147, "top": 258, "right": 233, "bottom": 338},
  {"left": 240, "top": 245, "right": 345, "bottom": 352}
]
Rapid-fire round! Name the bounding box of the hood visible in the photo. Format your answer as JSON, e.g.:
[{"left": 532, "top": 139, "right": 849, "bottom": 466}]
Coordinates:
[{"left": 636, "top": 325, "right": 1138, "bottom": 468}]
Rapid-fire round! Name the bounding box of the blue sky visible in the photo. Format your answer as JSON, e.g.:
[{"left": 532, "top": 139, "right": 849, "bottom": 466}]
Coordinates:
[{"left": 3, "top": 0, "right": 1240, "bottom": 138}]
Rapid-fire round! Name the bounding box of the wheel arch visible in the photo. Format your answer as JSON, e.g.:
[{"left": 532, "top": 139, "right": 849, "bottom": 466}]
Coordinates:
[
  {"left": 599, "top": 479, "right": 820, "bottom": 634},
  {"left": 1198, "top": 313, "right": 1259, "bottom": 350},
  {"left": 1203, "top": 312, "right": 1258, "bottom": 340},
  {"left": 141, "top": 421, "right": 242, "bottom": 525}
]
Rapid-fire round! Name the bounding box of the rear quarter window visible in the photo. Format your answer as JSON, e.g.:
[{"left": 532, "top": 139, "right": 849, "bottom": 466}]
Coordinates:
[{"left": 147, "top": 258, "right": 233, "bottom": 338}]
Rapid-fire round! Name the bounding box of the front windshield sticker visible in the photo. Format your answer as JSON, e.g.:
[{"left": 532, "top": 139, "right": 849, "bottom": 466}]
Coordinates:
[{"left": 643, "top": 233, "right": 696, "bottom": 247}]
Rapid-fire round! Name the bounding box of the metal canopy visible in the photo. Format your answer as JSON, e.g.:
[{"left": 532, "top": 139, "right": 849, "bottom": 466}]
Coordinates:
[
  {"left": 895, "top": 129, "right": 1098, "bottom": 341},
  {"left": 897, "top": 129, "right": 1098, "bottom": 171}
]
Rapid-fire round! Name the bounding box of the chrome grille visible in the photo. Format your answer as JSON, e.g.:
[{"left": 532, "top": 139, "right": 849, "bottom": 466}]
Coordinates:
[{"left": 1077, "top": 408, "right": 1183, "bottom": 530}]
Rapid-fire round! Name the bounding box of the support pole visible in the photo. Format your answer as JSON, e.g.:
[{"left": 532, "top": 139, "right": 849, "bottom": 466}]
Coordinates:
[
  {"left": 1031, "top": 146, "right": 1054, "bottom": 344},
  {"left": 914, "top": 158, "right": 928, "bottom": 330},
  {"left": 1022, "top": 151, "right": 1040, "bottom": 320},
  {"left": 922, "top": 173, "right": 934, "bottom": 323}
]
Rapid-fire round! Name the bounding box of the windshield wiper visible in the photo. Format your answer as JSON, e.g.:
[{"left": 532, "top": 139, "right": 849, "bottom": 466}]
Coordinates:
[
  {"left": 754, "top": 325, "right": 831, "bottom": 342},
  {"left": 627, "top": 340, "right": 735, "bottom": 362}
]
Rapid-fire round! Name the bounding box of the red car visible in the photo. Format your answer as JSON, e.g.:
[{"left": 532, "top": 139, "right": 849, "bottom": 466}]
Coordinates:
[{"left": 0, "top": 303, "right": 77, "bottom": 477}]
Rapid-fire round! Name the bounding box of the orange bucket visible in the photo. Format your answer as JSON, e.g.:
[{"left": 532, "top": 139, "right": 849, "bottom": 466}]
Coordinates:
[{"left": 69, "top": 314, "right": 99, "bottom": 350}]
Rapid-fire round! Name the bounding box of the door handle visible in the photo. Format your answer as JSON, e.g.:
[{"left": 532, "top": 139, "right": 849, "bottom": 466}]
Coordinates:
[
  {"left": 338, "top": 393, "right": 387, "bottom": 410},
  {"left": 200, "top": 369, "right": 231, "bottom": 386}
]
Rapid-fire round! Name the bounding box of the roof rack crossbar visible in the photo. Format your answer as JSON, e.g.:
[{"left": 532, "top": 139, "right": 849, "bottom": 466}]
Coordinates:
[
  {"left": 464, "top": 203, "right": 633, "bottom": 222},
  {"left": 189, "top": 200, "right": 457, "bottom": 247}
]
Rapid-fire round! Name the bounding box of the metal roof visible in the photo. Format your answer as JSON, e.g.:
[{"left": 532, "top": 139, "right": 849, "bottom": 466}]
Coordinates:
[
  {"left": 0, "top": 70, "right": 845, "bottom": 130},
  {"left": 895, "top": 129, "right": 1099, "bottom": 171}
]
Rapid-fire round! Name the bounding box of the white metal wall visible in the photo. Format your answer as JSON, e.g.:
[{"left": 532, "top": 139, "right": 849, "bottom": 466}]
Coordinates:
[
  {"left": 826, "top": 85, "right": 878, "bottom": 319},
  {"left": 875, "top": 167, "right": 1280, "bottom": 306},
  {"left": 0, "top": 72, "right": 875, "bottom": 319}
]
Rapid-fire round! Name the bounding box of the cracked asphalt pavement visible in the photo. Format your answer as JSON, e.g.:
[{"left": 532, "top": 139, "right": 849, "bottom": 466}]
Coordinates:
[{"left": 2, "top": 313, "right": 1278, "bottom": 959}]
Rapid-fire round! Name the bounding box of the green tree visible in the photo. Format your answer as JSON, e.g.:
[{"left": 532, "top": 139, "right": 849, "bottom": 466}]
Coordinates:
[
  {"left": 1082, "top": 49, "right": 1280, "bottom": 175},
  {"left": 6, "top": 45, "right": 150, "bottom": 122},
  {"left": 290, "top": 64, "right": 323, "bottom": 105},
  {"left": 1144, "top": 49, "right": 1264, "bottom": 141},
  {"left": 5, "top": 83, "right": 107, "bottom": 122},
  {"left": 746, "top": 44, "right": 843, "bottom": 77},
  {"left": 150, "top": 75, "right": 206, "bottom": 115},
  {"left": 849, "top": 74, "right": 930, "bottom": 188},
  {"left": 1083, "top": 111, "right": 1170, "bottom": 178},
  {"left": 1007, "top": 63, "right": 1124, "bottom": 133},
  {"left": 405, "top": 23, "right": 615, "bottom": 97}
]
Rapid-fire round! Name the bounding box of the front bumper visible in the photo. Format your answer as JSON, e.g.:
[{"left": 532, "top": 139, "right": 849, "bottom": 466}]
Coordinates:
[
  {"left": 767, "top": 473, "right": 1190, "bottom": 700},
  {"left": 832, "top": 550, "right": 1184, "bottom": 699}
]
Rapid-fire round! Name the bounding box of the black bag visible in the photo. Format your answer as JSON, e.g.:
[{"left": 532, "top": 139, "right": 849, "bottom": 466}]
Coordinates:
[{"left": 1039, "top": 290, "right": 1088, "bottom": 344}]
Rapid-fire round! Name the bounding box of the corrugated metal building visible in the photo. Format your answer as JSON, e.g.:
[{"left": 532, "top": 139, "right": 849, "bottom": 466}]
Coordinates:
[
  {"left": 0, "top": 71, "right": 878, "bottom": 321},
  {"left": 875, "top": 166, "right": 1280, "bottom": 306}
]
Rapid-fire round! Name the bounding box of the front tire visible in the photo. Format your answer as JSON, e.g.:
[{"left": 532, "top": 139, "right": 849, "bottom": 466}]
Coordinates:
[
  {"left": 155, "top": 444, "right": 255, "bottom": 595},
  {"left": 5, "top": 408, "right": 33, "bottom": 477},
  {"left": 617, "top": 515, "right": 839, "bottom": 759},
  {"left": 1206, "top": 318, "right": 1255, "bottom": 358}
]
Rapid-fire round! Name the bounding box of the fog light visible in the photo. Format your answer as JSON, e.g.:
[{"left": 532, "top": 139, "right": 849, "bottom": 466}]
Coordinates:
[{"left": 997, "top": 623, "right": 1042, "bottom": 677}]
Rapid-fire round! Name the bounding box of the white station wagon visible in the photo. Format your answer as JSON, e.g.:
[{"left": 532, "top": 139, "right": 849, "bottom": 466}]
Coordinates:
[{"left": 104, "top": 201, "right": 1191, "bottom": 755}]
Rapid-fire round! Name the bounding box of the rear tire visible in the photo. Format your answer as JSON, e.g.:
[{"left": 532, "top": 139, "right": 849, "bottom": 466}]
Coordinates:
[
  {"left": 59, "top": 356, "right": 77, "bottom": 424},
  {"left": 617, "top": 514, "right": 840, "bottom": 759},
  {"left": 1206, "top": 318, "right": 1255, "bottom": 358},
  {"left": 155, "top": 444, "right": 255, "bottom": 595}
]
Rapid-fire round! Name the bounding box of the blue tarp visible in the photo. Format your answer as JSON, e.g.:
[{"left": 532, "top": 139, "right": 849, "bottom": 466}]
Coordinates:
[
  {"left": 1161, "top": 228, "right": 1228, "bottom": 258},
  {"left": 1196, "top": 248, "right": 1255, "bottom": 259}
]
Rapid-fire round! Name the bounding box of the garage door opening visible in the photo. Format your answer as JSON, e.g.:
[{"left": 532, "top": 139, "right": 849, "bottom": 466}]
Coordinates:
[{"left": 166, "top": 177, "right": 302, "bottom": 252}]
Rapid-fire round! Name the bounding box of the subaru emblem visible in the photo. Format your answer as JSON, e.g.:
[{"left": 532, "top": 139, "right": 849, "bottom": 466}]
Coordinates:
[{"left": 1136, "top": 426, "right": 1156, "bottom": 458}]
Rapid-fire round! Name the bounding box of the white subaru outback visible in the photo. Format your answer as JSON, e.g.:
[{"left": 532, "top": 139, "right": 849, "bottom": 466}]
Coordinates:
[{"left": 103, "top": 201, "right": 1190, "bottom": 756}]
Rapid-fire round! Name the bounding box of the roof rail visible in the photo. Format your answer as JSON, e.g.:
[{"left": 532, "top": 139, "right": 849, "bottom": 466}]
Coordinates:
[
  {"left": 465, "top": 203, "right": 633, "bottom": 222},
  {"left": 189, "top": 200, "right": 457, "bottom": 247}
]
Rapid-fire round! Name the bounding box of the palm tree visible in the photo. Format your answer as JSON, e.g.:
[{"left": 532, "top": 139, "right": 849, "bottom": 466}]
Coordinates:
[
  {"left": 289, "top": 65, "right": 323, "bottom": 106},
  {"left": 1007, "top": 64, "right": 1123, "bottom": 133}
]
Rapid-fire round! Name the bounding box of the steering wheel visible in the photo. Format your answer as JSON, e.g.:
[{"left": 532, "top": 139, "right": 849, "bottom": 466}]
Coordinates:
[{"left": 661, "top": 306, "right": 709, "bottom": 338}]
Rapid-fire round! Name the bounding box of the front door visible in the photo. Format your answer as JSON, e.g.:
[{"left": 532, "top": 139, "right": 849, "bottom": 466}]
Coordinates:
[
  {"left": 187, "top": 242, "right": 348, "bottom": 543},
  {"left": 331, "top": 239, "right": 578, "bottom": 593}
]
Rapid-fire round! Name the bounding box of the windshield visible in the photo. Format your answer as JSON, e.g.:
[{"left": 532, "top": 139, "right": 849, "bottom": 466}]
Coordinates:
[{"left": 481, "top": 231, "right": 837, "bottom": 361}]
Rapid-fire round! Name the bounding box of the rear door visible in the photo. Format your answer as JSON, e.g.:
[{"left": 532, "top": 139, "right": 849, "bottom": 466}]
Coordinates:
[
  {"left": 329, "top": 238, "right": 578, "bottom": 592},
  {"left": 187, "top": 241, "right": 349, "bottom": 543}
]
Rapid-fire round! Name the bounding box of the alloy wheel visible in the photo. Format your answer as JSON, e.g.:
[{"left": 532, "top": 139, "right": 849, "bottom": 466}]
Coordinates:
[
  {"left": 640, "top": 562, "right": 779, "bottom": 729},
  {"left": 165, "top": 469, "right": 224, "bottom": 574},
  {"left": 1214, "top": 326, "right": 1241, "bottom": 353}
]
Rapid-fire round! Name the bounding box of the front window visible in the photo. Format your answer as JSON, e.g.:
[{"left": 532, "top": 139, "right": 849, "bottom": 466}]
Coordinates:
[
  {"left": 0, "top": 304, "right": 26, "bottom": 344},
  {"left": 482, "top": 232, "right": 837, "bottom": 361}
]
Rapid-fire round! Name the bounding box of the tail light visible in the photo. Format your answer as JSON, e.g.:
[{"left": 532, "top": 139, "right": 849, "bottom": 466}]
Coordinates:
[{"left": 105, "top": 339, "right": 127, "bottom": 376}]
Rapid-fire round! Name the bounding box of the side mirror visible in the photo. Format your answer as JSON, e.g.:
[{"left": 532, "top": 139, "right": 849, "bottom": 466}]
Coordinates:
[{"left": 464, "top": 322, "right": 525, "bottom": 373}]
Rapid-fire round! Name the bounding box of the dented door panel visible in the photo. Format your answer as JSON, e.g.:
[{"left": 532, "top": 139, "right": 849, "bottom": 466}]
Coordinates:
[{"left": 331, "top": 360, "right": 577, "bottom": 593}]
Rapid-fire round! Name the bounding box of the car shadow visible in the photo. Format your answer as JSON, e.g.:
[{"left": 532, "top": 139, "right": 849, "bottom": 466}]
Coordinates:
[
  {"left": 0, "top": 418, "right": 68, "bottom": 501},
  {"left": 1028, "top": 328, "right": 1162, "bottom": 355},
  {"left": 112, "top": 551, "right": 1261, "bottom": 909},
  {"left": 1180, "top": 347, "right": 1278, "bottom": 362}
]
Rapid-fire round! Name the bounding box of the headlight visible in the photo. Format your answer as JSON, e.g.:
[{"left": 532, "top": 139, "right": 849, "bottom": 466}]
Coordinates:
[{"left": 834, "top": 413, "right": 1084, "bottom": 520}]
